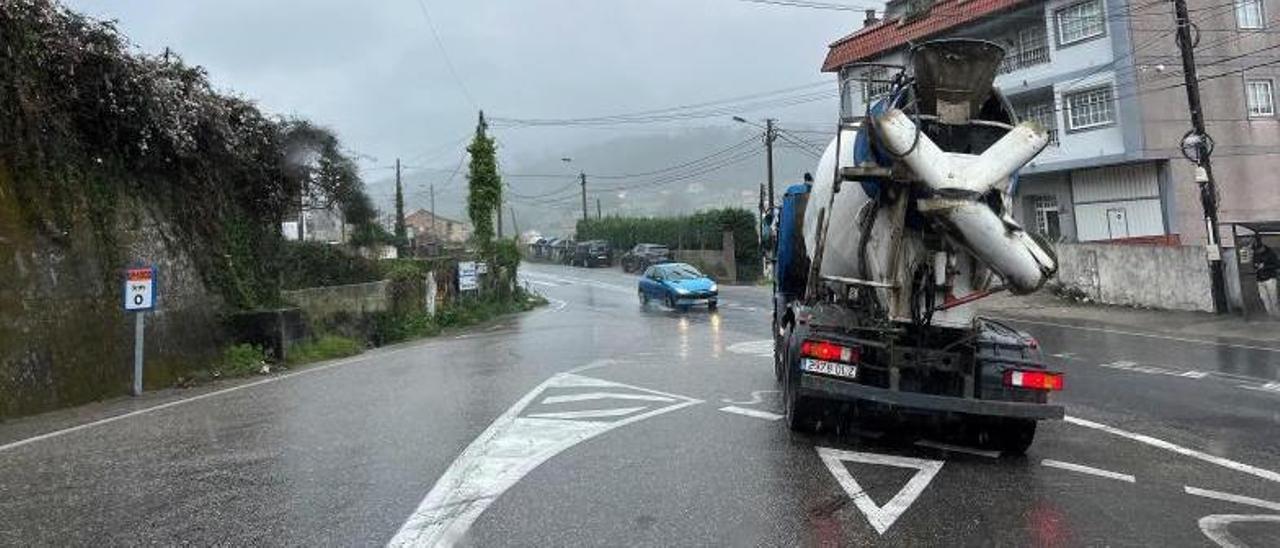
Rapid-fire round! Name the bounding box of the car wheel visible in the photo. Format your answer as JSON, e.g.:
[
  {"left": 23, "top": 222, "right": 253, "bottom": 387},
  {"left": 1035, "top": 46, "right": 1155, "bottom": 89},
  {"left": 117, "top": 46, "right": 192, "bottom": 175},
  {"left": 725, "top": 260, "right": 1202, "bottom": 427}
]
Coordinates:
[
  {"left": 707, "top": 299, "right": 718, "bottom": 311},
  {"left": 783, "top": 359, "right": 815, "bottom": 432},
  {"left": 774, "top": 321, "right": 789, "bottom": 382},
  {"left": 639, "top": 291, "right": 649, "bottom": 306},
  {"left": 666, "top": 294, "right": 677, "bottom": 309}
]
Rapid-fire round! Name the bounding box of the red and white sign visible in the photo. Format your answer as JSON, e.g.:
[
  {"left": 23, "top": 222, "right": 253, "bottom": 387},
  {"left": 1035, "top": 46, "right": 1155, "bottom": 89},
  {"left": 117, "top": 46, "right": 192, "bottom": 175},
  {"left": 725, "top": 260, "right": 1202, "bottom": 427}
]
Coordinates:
[{"left": 124, "top": 267, "right": 155, "bottom": 311}]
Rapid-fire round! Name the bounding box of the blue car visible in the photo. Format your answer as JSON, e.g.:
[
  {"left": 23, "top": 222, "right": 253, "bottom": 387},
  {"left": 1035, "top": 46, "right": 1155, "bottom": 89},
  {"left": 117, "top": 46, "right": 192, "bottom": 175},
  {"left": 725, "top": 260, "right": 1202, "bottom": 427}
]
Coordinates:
[{"left": 638, "top": 262, "right": 718, "bottom": 310}]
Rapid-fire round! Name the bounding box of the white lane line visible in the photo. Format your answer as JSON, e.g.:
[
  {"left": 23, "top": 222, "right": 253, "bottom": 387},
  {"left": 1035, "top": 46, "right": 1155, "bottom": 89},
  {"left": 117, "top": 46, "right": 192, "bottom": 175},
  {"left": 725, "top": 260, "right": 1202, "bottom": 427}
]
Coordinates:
[
  {"left": 1199, "top": 514, "right": 1280, "bottom": 548},
  {"left": 989, "top": 316, "right": 1280, "bottom": 354},
  {"left": 1041, "top": 459, "right": 1136, "bottom": 483},
  {"left": 527, "top": 407, "right": 647, "bottom": 420},
  {"left": 388, "top": 373, "right": 701, "bottom": 546},
  {"left": 541, "top": 392, "right": 674, "bottom": 404},
  {"left": 1097, "top": 360, "right": 1208, "bottom": 379},
  {"left": 718, "top": 406, "right": 784, "bottom": 421},
  {"left": 726, "top": 340, "right": 775, "bottom": 358},
  {"left": 1065, "top": 415, "right": 1280, "bottom": 483},
  {"left": 524, "top": 280, "right": 558, "bottom": 287},
  {"left": 721, "top": 389, "right": 779, "bottom": 405},
  {"left": 0, "top": 352, "right": 371, "bottom": 453},
  {"left": 1185, "top": 486, "right": 1280, "bottom": 511},
  {"left": 914, "top": 440, "right": 1000, "bottom": 459}
]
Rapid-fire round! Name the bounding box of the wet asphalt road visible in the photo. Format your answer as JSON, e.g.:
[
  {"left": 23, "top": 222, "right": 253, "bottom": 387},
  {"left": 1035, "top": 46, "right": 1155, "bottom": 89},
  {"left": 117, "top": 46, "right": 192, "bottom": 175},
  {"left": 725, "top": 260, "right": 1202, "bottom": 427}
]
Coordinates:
[{"left": 2, "top": 262, "right": 1280, "bottom": 546}]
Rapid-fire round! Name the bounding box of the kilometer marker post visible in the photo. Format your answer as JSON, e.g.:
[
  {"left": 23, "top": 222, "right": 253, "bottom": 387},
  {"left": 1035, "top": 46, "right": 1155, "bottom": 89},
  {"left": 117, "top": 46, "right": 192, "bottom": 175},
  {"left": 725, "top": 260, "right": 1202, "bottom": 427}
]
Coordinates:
[{"left": 123, "top": 266, "right": 156, "bottom": 396}]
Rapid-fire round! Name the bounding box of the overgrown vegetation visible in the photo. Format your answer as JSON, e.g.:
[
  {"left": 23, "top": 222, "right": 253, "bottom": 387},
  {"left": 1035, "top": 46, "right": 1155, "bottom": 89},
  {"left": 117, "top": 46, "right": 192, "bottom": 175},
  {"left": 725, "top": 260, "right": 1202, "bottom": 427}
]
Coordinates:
[
  {"left": 372, "top": 290, "right": 546, "bottom": 346},
  {"left": 0, "top": 1, "right": 386, "bottom": 308},
  {"left": 287, "top": 334, "right": 363, "bottom": 365},
  {"left": 280, "top": 242, "right": 382, "bottom": 290},
  {"left": 466, "top": 112, "right": 503, "bottom": 253},
  {"left": 576, "top": 208, "right": 762, "bottom": 280},
  {"left": 220, "top": 343, "right": 268, "bottom": 377}
]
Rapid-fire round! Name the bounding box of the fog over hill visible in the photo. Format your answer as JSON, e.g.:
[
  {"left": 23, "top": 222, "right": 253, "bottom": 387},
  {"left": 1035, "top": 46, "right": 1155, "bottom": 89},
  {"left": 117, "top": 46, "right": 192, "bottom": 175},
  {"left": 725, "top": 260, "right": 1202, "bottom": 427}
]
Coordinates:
[{"left": 367, "top": 125, "right": 832, "bottom": 237}]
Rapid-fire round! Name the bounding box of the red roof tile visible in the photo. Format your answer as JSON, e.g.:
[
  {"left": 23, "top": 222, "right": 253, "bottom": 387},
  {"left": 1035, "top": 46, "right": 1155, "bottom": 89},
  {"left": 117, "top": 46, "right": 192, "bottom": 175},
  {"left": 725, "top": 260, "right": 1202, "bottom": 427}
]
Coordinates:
[{"left": 822, "top": 0, "right": 1030, "bottom": 72}]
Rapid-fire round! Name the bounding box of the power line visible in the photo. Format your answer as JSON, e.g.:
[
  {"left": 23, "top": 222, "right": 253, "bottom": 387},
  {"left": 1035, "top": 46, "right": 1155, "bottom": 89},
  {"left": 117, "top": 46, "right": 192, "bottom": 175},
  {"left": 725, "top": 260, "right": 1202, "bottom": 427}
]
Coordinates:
[
  {"left": 413, "top": 0, "right": 477, "bottom": 110},
  {"left": 731, "top": 0, "right": 881, "bottom": 11}
]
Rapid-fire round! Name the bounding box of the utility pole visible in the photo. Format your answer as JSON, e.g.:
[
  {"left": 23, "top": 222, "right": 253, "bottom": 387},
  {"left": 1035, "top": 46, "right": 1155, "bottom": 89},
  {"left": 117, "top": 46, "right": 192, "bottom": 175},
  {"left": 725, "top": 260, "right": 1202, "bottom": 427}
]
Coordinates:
[
  {"left": 765, "top": 118, "right": 777, "bottom": 210},
  {"left": 509, "top": 205, "right": 520, "bottom": 236},
  {"left": 1173, "top": 0, "right": 1228, "bottom": 313},
  {"left": 580, "top": 171, "right": 588, "bottom": 222},
  {"left": 596, "top": 198, "right": 602, "bottom": 219},
  {"left": 430, "top": 183, "right": 436, "bottom": 243},
  {"left": 497, "top": 188, "right": 504, "bottom": 239}
]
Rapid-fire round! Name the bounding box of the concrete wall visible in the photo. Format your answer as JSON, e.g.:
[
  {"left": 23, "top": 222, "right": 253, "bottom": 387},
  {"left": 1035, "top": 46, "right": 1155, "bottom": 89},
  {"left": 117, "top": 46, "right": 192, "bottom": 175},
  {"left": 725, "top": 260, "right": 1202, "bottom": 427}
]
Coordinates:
[
  {"left": 282, "top": 280, "right": 390, "bottom": 322},
  {"left": 1052, "top": 242, "right": 1214, "bottom": 311},
  {"left": 672, "top": 250, "right": 731, "bottom": 281}
]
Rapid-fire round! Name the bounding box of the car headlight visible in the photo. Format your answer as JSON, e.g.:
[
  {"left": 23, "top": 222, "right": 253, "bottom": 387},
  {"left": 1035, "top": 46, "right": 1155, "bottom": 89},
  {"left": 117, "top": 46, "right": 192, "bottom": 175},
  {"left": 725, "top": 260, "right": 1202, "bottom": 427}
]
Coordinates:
[
  {"left": 674, "top": 287, "right": 690, "bottom": 295},
  {"left": 709, "top": 283, "right": 718, "bottom": 293}
]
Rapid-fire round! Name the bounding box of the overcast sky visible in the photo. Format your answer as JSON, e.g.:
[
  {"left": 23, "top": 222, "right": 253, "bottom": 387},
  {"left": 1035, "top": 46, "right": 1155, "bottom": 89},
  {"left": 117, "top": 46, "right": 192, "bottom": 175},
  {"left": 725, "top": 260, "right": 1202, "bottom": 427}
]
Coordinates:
[{"left": 67, "top": 0, "right": 871, "bottom": 196}]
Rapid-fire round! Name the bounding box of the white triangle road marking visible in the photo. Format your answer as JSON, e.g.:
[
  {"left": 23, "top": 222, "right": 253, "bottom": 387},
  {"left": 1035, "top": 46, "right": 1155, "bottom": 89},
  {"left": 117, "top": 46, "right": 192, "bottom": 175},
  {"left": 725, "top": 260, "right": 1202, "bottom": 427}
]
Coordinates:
[
  {"left": 527, "top": 406, "right": 648, "bottom": 420},
  {"left": 541, "top": 392, "right": 675, "bottom": 405},
  {"left": 816, "top": 447, "right": 944, "bottom": 535}
]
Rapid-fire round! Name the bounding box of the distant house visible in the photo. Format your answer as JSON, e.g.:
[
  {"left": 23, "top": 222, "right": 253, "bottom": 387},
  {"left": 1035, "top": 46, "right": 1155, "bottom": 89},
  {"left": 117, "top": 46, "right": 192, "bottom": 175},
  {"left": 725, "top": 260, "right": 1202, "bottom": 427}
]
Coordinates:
[{"left": 404, "top": 209, "right": 472, "bottom": 243}]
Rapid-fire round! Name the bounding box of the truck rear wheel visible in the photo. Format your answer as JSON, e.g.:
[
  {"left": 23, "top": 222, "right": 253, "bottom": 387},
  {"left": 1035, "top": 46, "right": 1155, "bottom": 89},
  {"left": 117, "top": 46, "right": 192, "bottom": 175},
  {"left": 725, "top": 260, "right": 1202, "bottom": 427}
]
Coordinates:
[{"left": 979, "top": 419, "right": 1037, "bottom": 456}]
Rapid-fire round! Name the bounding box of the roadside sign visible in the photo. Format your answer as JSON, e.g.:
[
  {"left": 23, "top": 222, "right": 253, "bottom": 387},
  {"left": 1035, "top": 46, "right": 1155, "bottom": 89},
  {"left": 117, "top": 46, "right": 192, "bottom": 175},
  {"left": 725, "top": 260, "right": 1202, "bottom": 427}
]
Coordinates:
[
  {"left": 124, "top": 267, "right": 156, "bottom": 311},
  {"left": 476, "top": 262, "right": 489, "bottom": 274},
  {"left": 458, "top": 261, "right": 478, "bottom": 291}
]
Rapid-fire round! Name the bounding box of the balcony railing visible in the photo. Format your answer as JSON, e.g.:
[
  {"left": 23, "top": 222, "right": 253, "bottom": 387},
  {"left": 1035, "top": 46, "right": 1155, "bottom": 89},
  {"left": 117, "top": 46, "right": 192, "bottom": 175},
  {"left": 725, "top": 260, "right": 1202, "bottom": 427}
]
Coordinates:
[{"left": 998, "top": 45, "right": 1050, "bottom": 75}]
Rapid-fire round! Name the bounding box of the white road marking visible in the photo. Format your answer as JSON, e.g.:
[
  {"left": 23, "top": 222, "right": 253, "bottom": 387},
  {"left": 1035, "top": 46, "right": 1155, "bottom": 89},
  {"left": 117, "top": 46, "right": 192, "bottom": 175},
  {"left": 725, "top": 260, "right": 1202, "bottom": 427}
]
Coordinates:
[
  {"left": 816, "top": 448, "right": 944, "bottom": 535},
  {"left": 990, "top": 316, "right": 1280, "bottom": 354},
  {"left": 1041, "top": 459, "right": 1136, "bottom": 483},
  {"left": 388, "top": 373, "right": 701, "bottom": 547},
  {"left": 527, "top": 407, "right": 647, "bottom": 420},
  {"left": 0, "top": 353, "right": 372, "bottom": 454},
  {"left": 1097, "top": 360, "right": 1208, "bottom": 379},
  {"left": 726, "top": 339, "right": 774, "bottom": 357},
  {"left": 1049, "top": 352, "right": 1077, "bottom": 359},
  {"left": 721, "top": 389, "right": 779, "bottom": 405},
  {"left": 1241, "top": 381, "right": 1280, "bottom": 395},
  {"left": 1065, "top": 415, "right": 1280, "bottom": 483},
  {"left": 1199, "top": 514, "right": 1280, "bottom": 548},
  {"left": 1185, "top": 486, "right": 1280, "bottom": 511},
  {"left": 718, "top": 406, "right": 784, "bottom": 421},
  {"left": 541, "top": 392, "right": 675, "bottom": 404},
  {"left": 524, "top": 280, "right": 558, "bottom": 287},
  {"left": 914, "top": 440, "right": 1000, "bottom": 459}
]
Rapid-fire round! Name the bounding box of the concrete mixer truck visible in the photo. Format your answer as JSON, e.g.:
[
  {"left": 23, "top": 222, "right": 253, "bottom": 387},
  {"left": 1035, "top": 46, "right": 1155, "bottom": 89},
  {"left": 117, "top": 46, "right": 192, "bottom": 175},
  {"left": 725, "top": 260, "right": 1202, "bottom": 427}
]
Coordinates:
[{"left": 771, "top": 39, "right": 1064, "bottom": 454}]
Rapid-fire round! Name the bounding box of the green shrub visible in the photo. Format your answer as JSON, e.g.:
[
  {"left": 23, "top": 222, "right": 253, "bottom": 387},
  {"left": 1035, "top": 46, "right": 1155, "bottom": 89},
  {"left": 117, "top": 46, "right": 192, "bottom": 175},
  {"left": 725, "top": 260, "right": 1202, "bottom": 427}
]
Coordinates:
[
  {"left": 287, "top": 335, "right": 363, "bottom": 365},
  {"left": 221, "top": 343, "right": 267, "bottom": 376}
]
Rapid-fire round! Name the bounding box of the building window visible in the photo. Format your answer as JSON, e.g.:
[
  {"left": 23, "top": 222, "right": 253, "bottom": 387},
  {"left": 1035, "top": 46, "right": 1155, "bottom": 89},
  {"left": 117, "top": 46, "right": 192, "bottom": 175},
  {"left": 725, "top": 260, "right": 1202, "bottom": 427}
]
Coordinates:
[
  {"left": 999, "top": 26, "right": 1051, "bottom": 74},
  {"left": 1032, "top": 196, "right": 1062, "bottom": 241},
  {"left": 1065, "top": 86, "right": 1115, "bottom": 131},
  {"left": 1055, "top": 0, "right": 1106, "bottom": 46},
  {"left": 1247, "top": 79, "right": 1275, "bottom": 116},
  {"left": 1020, "top": 102, "right": 1060, "bottom": 145},
  {"left": 1236, "top": 0, "right": 1264, "bottom": 29},
  {"left": 862, "top": 67, "right": 893, "bottom": 102}
]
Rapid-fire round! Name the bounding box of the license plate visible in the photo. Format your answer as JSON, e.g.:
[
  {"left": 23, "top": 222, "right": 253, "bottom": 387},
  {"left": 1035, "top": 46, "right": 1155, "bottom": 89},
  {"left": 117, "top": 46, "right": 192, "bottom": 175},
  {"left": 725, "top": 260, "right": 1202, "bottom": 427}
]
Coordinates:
[{"left": 802, "top": 358, "right": 858, "bottom": 380}]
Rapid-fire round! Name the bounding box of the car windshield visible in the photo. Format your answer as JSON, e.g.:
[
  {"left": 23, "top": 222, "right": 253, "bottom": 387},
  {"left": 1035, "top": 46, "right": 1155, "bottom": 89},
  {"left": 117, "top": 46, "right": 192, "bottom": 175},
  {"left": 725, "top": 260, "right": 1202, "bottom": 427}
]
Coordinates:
[
  {"left": 9, "top": 1, "right": 1277, "bottom": 545},
  {"left": 662, "top": 265, "right": 704, "bottom": 280}
]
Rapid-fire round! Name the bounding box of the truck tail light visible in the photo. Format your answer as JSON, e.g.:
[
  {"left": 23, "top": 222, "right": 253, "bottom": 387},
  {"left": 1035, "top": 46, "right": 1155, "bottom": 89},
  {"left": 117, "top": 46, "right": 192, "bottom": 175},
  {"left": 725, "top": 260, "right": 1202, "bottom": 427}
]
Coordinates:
[
  {"left": 1004, "top": 369, "right": 1063, "bottom": 391},
  {"left": 801, "top": 340, "right": 860, "bottom": 363}
]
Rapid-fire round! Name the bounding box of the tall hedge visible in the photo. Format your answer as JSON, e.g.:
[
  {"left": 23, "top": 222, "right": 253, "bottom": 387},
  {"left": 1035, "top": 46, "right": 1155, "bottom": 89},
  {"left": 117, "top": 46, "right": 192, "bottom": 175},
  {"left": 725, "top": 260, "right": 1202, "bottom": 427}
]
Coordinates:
[{"left": 576, "top": 208, "right": 761, "bottom": 280}]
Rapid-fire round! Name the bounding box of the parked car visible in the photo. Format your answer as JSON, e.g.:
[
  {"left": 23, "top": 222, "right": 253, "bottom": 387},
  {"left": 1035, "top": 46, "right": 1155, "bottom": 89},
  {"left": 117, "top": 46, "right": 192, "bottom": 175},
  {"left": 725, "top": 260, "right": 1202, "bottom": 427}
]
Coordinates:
[
  {"left": 551, "top": 239, "right": 575, "bottom": 264},
  {"left": 638, "top": 262, "right": 718, "bottom": 310},
  {"left": 621, "top": 243, "right": 671, "bottom": 273},
  {"left": 572, "top": 240, "right": 612, "bottom": 267}
]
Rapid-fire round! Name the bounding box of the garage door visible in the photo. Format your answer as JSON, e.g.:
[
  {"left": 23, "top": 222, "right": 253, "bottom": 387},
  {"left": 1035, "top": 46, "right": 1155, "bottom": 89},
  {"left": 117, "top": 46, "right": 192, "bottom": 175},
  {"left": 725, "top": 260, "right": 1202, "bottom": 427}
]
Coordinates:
[{"left": 1071, "top": 163, "right": 1165, "bottom": 242}]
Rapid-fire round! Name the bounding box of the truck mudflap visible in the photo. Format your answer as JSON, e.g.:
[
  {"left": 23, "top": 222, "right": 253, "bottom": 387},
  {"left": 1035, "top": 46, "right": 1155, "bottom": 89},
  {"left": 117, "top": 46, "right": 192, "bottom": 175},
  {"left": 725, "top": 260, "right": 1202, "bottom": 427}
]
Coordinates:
[{"left": 799, "top": 373, "right": 1065, "bottom": 420}]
